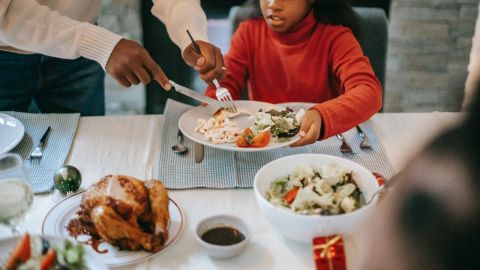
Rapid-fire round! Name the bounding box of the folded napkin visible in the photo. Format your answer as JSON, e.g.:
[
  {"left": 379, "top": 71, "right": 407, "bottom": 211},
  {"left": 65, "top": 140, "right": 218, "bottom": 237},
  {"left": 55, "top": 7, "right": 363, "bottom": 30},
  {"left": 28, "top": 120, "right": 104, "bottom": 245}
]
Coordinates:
[
  {"left": 4, "top": 112, "right": 80, "bottom": 194},
  {"left": 158, "top": 99, "right": 395, "bottom": 189}
]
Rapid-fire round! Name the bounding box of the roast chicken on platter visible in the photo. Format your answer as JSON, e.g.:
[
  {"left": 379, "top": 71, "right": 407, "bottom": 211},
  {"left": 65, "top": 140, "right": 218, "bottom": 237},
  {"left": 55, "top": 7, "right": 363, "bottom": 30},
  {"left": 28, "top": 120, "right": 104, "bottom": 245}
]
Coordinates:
[{"left": 76, "top": 175, "right": 170, "bottom": 252}]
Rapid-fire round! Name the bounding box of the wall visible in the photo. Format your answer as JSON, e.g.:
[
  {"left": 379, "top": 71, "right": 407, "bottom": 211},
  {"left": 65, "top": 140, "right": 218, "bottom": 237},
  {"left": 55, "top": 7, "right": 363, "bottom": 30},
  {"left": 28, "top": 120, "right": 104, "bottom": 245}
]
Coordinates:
[{"left": 386, "top": 0, "right": 479, "bottom": 112}]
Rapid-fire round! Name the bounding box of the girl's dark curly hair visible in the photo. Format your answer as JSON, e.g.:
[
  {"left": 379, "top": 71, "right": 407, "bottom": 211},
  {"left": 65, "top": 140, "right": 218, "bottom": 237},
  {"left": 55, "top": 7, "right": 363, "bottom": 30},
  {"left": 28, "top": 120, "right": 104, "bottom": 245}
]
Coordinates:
[{"left": 238, "top": 0, "right": 362, "bottom": 39}]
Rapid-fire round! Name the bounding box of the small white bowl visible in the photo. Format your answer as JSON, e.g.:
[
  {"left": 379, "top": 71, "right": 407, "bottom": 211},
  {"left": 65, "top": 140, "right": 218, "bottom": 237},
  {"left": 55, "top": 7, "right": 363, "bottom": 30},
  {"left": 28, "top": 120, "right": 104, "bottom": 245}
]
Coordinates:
[
  {"left": 195, "top": 215, "right": 251, "bottom": 259},
  {"left": 254, "top": 154, "right": 379, "bottom": 243}
]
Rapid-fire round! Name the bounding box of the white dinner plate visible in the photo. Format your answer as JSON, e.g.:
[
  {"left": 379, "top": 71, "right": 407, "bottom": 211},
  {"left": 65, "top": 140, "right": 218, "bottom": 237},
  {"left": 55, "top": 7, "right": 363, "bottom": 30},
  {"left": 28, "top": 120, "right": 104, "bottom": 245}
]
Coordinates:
[
  {"left": 178, "top": 100, "right": 301, "bottom": 152},
  {"left": 0, "top": 114, "right": 25, "bottom": 154},
  {"left": 0, "top": 234, "right": 108, "bottom": 270},
  {"left": 42, "top": 192, "right": 185, "bottom": 267}
]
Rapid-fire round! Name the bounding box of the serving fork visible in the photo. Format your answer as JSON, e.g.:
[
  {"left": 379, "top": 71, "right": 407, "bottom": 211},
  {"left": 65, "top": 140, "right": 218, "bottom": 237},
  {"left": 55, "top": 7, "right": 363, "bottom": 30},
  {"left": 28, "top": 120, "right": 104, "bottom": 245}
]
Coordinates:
[
  {"left": 356, "top": 125, "right": 372, "bottom": 150},
  {"left": 29, "top": 126, "right": 51, "bottom": 162},
  {"left": 186, "top": 30, "right": 237, "bottom": 113},
  {"left": 336, "top": 133, "right": 354, "bottom": 154}
]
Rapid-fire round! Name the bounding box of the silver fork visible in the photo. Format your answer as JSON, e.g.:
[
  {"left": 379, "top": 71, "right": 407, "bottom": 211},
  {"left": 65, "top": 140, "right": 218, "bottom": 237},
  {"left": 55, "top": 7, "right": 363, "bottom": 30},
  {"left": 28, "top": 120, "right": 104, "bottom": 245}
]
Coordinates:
[
  {"left": 336, "top": 133, "right": 354, "bottom": 154},
  {"left": 356, "top": 125, "right": 372, "bottom": 150},
  {"left": 213, "top": 79, "right": 237, "bottom": 113},
  {"left": 29, "top": 126, "right": 51, "bottom": 162}
]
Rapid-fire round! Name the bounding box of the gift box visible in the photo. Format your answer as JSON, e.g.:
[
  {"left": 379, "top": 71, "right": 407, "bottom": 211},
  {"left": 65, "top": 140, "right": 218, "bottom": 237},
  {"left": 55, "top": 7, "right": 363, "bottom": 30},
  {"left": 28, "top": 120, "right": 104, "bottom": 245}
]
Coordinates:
[
  {"left": 313, "top": 235, "right": 346, "bottom": 270},
  {"left": 312, "top": 173, "right": 386, "bottom": 270}
]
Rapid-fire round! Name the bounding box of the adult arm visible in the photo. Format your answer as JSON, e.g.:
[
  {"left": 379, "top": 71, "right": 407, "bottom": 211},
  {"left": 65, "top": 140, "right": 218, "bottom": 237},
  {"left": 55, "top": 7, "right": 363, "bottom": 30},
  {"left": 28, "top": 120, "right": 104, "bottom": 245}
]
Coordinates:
[
  {"left": 0, "top": 0, "right": 170, "bottom": 88},
  {"left": 0, "top": 0, "right": 122, "bottom": 69}
]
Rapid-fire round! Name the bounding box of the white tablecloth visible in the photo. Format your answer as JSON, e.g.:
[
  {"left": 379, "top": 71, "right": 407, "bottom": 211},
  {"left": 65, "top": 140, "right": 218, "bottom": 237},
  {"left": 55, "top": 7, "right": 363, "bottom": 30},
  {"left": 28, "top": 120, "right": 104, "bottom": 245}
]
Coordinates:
[{"left": 0, "top": 112, "right": 462, "bottom": 269}]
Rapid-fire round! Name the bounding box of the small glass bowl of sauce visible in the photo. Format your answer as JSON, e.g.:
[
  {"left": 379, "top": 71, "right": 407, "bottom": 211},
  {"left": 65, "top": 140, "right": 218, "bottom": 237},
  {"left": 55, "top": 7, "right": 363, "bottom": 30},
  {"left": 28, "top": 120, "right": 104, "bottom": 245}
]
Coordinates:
[{"left": 195, "top": 215, "right": 250, "bottom": 259}]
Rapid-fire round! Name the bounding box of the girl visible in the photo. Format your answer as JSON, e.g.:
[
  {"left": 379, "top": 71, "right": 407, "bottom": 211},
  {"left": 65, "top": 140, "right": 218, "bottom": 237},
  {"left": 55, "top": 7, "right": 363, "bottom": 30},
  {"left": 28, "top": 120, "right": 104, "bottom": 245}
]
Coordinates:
[{"left": 204, "top": 0, "right": 382, "bottom": 146}]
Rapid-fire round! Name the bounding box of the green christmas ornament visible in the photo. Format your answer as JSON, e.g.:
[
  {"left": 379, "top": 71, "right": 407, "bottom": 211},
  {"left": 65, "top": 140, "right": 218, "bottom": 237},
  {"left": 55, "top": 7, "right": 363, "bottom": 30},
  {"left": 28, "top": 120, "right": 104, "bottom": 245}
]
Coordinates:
[{"left": 54, "top": 165, "right": 82, "bottom": 194}]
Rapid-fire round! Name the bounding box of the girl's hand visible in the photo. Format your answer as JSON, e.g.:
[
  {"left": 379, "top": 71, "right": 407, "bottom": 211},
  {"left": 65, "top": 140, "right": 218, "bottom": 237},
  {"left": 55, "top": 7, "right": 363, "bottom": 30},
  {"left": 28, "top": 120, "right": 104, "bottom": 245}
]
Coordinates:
[{"left": 290, "top": 109, "right": 322, "bottom": 147}]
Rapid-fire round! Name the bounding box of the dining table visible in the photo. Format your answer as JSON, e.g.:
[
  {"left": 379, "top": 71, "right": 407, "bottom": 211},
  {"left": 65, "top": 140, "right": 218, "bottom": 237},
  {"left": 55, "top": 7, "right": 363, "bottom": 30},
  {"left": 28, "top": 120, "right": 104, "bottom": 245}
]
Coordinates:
[{"left": 0, "top": 111, "right": 463, "bottom": 269}]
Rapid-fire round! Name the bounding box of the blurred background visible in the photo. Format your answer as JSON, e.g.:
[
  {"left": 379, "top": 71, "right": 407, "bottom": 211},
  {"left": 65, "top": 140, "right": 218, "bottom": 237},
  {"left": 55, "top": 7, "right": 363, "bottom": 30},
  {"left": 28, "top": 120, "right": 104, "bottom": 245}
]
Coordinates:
[{"left": 99, "top": 0, "right": 478, "bottom": 115}]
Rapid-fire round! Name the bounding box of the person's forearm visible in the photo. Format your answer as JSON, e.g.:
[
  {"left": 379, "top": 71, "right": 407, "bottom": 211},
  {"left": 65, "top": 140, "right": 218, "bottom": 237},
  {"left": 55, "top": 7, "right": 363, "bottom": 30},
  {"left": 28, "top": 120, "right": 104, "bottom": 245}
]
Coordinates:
[
  {"left": 151, "top": 0, "right": 208, "bottom": 53},
  {"left": 0, "top": 0, "right": 122, "bottom": 69}
]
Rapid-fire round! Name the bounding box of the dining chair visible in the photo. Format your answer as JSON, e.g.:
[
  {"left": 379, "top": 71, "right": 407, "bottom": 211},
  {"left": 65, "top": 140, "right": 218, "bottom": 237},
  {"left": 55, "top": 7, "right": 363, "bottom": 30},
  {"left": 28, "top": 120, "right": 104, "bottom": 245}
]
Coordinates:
[{"left": 228, "top": 6, "right": 389, "bottom": 111}]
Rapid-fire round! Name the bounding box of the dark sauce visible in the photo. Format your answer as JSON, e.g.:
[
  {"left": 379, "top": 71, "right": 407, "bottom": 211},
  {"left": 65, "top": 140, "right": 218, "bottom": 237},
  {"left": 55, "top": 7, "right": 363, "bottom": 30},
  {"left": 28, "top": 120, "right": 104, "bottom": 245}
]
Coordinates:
[
  {"left": 66, "top": 218, "right": 108, "bottom": 254},
  {"left": 201, "top": 227, "right": 245, "bottom": 246}
]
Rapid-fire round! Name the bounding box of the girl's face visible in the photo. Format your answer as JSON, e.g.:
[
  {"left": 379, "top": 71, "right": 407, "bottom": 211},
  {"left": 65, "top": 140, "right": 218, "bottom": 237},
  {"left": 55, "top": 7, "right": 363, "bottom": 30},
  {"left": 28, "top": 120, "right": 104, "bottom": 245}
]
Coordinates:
[{"left": 260, "top": 0, "right": 314, "bottom": 33}]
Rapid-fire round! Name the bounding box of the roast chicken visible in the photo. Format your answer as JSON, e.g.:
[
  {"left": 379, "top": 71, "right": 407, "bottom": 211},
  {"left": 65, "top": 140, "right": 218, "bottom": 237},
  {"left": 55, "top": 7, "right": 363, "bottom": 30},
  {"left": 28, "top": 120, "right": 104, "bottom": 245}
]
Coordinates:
[{"left": 77, "top": 175, "right": 170, "bottom": 252}]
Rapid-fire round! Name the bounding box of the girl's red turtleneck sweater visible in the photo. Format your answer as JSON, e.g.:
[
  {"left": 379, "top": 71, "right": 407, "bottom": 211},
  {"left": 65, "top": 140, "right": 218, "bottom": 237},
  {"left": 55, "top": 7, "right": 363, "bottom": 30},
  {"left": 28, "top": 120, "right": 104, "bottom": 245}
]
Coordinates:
[{"left": 204, "top": 11, "right": 382, "bottom": 140}]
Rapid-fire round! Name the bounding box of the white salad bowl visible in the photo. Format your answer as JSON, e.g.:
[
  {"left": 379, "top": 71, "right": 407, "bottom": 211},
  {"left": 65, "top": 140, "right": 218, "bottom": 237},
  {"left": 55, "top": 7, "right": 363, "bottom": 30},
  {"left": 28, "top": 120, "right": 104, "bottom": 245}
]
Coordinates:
[{"left": 253, "top": 154, "right": 379, "bottom": 243}]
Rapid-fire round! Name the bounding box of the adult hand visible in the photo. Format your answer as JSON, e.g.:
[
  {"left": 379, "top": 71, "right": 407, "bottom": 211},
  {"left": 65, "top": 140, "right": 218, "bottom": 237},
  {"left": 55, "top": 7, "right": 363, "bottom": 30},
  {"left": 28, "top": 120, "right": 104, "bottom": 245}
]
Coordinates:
[
  {"left": 290, "top": 109, "right": 322, "bottom": 147},
  {"left": 106, "top": 39, "right": 171, "bottom": 90},
  {"left": 183, "top": 40, "right": 226, "bottom": 83}
]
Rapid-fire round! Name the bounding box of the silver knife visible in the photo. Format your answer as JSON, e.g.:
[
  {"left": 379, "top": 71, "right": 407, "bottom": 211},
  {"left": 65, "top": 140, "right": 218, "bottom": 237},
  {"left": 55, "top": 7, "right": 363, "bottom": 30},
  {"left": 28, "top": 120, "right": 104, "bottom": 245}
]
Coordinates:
[{"left": 169, "top": 80, "right": 222, "bottom": 107}]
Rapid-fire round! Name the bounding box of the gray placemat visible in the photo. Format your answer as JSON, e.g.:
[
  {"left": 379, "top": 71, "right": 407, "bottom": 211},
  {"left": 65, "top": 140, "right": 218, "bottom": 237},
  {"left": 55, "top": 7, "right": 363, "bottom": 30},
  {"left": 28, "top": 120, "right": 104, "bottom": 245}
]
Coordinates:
[
  {"left": 159, "top": 99, "right": 395, "bottom": 189},
  {"left": 3, "top": 112, "right": 80, "bottom": 194},
  {"left": 158, "top": 101, "right": 236, "bottom": 188}
]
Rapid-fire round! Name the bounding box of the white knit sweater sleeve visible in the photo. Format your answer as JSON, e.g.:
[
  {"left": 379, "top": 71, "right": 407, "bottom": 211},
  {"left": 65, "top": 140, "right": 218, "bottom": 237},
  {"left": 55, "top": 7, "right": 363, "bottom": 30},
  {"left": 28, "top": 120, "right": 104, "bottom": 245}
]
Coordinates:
[
  {"left": 151, "top": 0, "right": 209, "bottom": 53},
  {"left": 0, "top": 0, "right": 123, "bottom": 69}
]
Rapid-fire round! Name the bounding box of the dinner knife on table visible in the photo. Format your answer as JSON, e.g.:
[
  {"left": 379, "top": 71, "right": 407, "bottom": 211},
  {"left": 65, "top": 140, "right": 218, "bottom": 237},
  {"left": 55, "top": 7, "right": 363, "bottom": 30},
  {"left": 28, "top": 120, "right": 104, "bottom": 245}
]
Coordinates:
[
  {"left": 169, "top": 80, "right": 222, "bottom": 107},
  {"left": 194, "top": 142, "right": 204, "bottom": 163}
]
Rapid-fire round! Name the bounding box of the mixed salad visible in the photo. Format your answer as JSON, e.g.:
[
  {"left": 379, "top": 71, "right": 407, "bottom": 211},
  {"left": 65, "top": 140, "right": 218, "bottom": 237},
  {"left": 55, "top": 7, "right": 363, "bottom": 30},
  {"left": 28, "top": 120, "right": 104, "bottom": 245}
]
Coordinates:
[
  {"left": 2, "top": 233, "right": 85, "bottom": 270},
  {"left": 265, "top": 165, "right": 365, "bottom": 215},
  {"left": 236, "top": 107, "right": 305, "bottom": 148},
  {"left": 195, "top": 106, "right": 305, "bottom": 148}
]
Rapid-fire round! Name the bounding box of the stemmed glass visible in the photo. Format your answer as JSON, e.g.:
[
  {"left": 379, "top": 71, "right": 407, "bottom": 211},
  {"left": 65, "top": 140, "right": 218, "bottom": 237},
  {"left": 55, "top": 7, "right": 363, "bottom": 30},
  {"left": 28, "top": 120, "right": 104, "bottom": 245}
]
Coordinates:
[{"left": 0, "top": 153, "right": 34, "bottom": 235}]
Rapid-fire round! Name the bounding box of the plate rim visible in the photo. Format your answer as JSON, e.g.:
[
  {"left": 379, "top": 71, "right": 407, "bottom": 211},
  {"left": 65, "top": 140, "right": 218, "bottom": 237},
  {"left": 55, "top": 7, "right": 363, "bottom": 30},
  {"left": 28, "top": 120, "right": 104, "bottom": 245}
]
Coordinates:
[
  {"left": 178, "top": 100, "right": 302, "bottom": 152},
  {"left": 41, "top": 191, "right": 185, "bottom": 267},
  {"left": 0, "top": 113, "right": 25, "bottom": 154}
]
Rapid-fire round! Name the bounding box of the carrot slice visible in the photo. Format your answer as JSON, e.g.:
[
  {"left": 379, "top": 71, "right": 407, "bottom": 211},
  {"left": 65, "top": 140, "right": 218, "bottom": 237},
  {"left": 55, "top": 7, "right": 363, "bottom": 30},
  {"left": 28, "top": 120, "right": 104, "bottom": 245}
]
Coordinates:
[
  {"left": 4, "top": 233, "right": 31, "bottom": 270},
  {"left": 283, "top": 187, "right": 300, "bottom": 204}
]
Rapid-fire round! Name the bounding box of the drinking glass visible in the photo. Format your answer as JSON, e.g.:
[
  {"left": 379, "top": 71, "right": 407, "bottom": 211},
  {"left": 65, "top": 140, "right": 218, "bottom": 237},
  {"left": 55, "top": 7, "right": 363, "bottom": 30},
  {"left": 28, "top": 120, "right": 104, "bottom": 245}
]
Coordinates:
[{"left": 0, "top": 153, "right": 34, "bottom": 235}]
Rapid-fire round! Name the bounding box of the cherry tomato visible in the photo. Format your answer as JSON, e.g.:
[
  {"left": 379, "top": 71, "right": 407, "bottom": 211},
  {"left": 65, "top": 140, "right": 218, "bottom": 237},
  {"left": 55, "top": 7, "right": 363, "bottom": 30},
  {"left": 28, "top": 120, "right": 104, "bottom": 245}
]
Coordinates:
[
  {"left": 250, "top": 130, "right": 271, "bottom": 148},
  {"left": 236, "top": 128, "right": 254, "bottom": 148}
]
